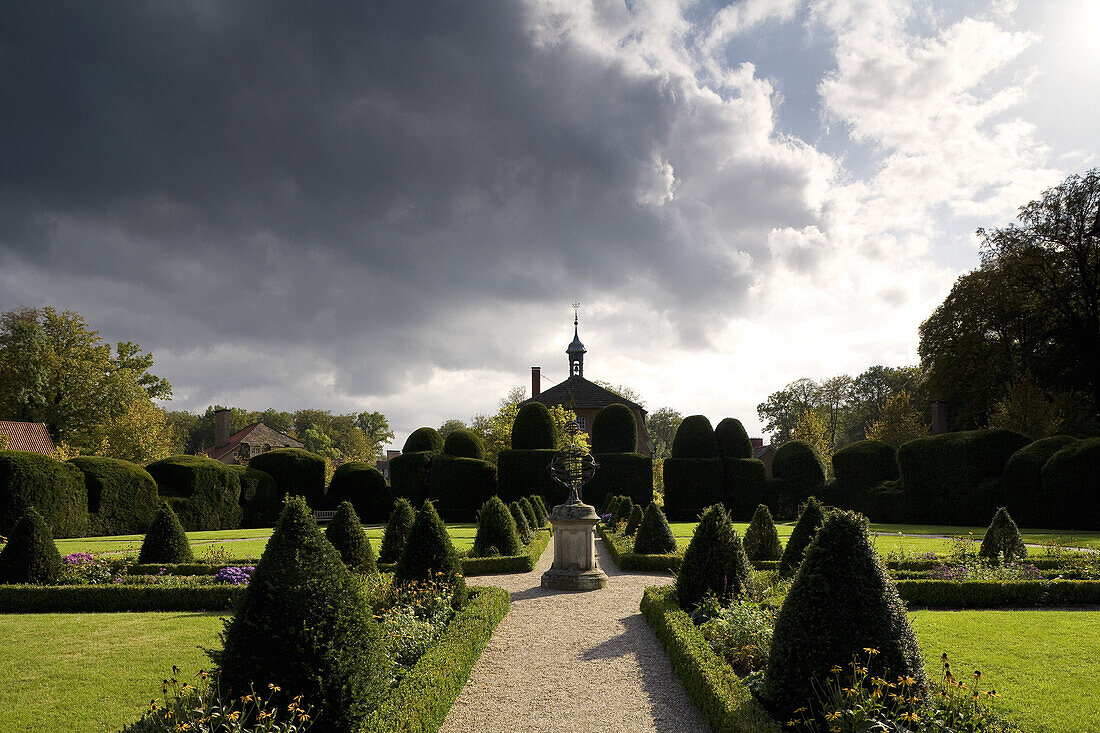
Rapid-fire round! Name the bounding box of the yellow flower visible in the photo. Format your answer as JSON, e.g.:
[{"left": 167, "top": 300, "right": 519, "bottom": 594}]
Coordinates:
[
  {"left": 863, "top": 647, "right": 880, "bottom": 655},
  {"left": 830, "top": 665, "right": 843, "bottom": 674},
  {"left": 826, "top": 711, "right": 841, "bottom": 720},
  {"left": 268, "top": 683, "right": 281, "bottom": 692}
]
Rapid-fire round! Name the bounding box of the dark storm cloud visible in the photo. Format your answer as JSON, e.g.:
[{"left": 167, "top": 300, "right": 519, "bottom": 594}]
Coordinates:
[{"left": 0, "top": 1, "right": 816, "bottom": 407}]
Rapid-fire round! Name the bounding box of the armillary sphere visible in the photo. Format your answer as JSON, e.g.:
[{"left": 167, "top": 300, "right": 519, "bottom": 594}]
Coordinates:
[{"left": 547, "top": 421, "right": 598, "bottom": 505}]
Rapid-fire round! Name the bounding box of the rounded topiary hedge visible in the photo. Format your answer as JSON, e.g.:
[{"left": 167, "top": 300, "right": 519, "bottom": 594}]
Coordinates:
[
  {"left": 496, "top": 448, "right": 561, "bottom": 507},
  {"left": 663, "top": 458, "right": 723, "bottom": 521},
  {"left": 472, "top": 496, "right": 521, "bottom": 558},
  {"left": 591, "top": 403, "right": 637, "bottom": 454},
  {"left": 229, "top": 464, "right": 281, "bottom": 529},
  {"left": 247, "top": 448, "right": 326, "bottom": 511},
  {"left": 772, "top": 440, "right": 827, "bottom": 497},
  {"left": 379, "top": 497, "right": 415, "bottom": 564},
  {"left": 138, "top": 503, "right": 194, "bottom": 564},
  {"left": 0, "top": 450, "right": 88, "bottom": 539},
  {"left": 714, "top": 418, "right": 753, "bottom": 459},
  {"left": 633, "top": 502, "right": 677, "bottom": 555},
  {"left": 388, "top": 452, "right": 434, "bottom": 507},
  {"left": 68, "top": 456, "right": 160, "bottom": 536},
  {"left": 675, "top": 504, "right": 752, "bottom": 610},
  {"left": 671, "top": 415, "right": 717, "bottom": 458},
  {"left": 327, "top": 461, "right": 391, "bottom": 524},
  {"left": 403, "top": 427, "right": 444, "bottom": 454},
  {"left": 1000, "top": 435, "right": 1078, "bottom": 528},
  {"left": 145, "top": 455, "right": 242, "bottom": 531},
  {"left": 325, "top": 501, "right": 378, "bottom": 575},
  {"left": 584, "top": 453, "right": 653, "bottom": 512},
  {"left": 721, "top": 457, "right": 767, "bottom": 520},
  {"left": 0, "top": 507, "right": 62, "bottom": 585},
  {"left": 1040, "top": 438, "right": 1100, "bottom": 530},
  {"left": 511, "top": 403, "right": 558, "bottom": 450},
  {"left": 428, "top": 455, "right": 497, "bottom": 522},
  {"left": 443, "top": 428, "right": 485, "bottom": 460},
  {"left": 832, "top": 439, "right": 898, "bottom": 488}
]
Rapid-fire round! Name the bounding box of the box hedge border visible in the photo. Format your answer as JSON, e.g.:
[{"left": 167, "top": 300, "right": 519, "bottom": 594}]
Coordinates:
[
  {"left": 0, "top": 584, "right": 241, "bottom": 613},
  {"left": 896, "top": 579, "right": 1100, "bottom": 608},
  {"left": 640, "top": 585, "right": 781, "bottom": 733},
  {"left": 361, "top": 585, "right": 509, "bottom": 733},
  {"left": 378, "top": 529, "right": 551, "bottom": 577},
  {"left": 598, "top": 526, "right": 779, "bottom": 573}
]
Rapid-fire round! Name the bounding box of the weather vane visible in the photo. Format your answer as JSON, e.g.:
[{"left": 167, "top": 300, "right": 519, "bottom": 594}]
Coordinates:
[{"left": 572, "top": 301, "right": 580, "bottom": 324}]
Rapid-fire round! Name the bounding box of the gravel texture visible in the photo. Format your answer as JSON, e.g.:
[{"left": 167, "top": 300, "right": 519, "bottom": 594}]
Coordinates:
[{"left": 440, "top": 536, "right": 712, "bottom": 733}]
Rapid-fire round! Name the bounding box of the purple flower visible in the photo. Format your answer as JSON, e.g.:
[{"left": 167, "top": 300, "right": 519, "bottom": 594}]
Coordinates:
[
  {"left": 918, "top": 551, "right": 939, "bottom": 560},
  {"left": 63, "top": 552, "right": 95, "bottom": 565},
  {"left": 600, "top": 513, "right": 612, "bottom": 524},
  {"left": 214, "top": 566, "right": 255, "bottom": 585}
]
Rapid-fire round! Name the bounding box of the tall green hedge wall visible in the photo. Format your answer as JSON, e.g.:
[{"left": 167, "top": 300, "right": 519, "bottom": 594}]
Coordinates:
[
  {"left": 229, "top": 464, "right": 281, "bottom": 529},
  {"left": 823, "top": 440, "right": 898, "bottom": 517},
  {"left": 327, "top": 461, "right": 391, "bottom": 524},
  {"left": 68, "top": 456, "right": 160, "bottom": 536},
  {"left": 714, "top": 418, "right": 753, "bottom": 459},
  {"left": 1000, "top": 436, "right": 1077, "bottom": 528},
  {"left": 591, "top": 404, "right": 637, "bottom": 454},
  {"left": 389, "top": 451, "right": 434, "bottom": 506},
  {"left": 247, "top": 448, "right": 326, "bottom": 510},
  {"left": 511, "top": 403, "right": 558, "bottom": 450},
  {"left": 663, "top": 458, "right": 723, "bottom": 521},
  {"left": 428, "top": 455, "right": 497, "bottom": 522},
  {"left": 721, "top": 457, "right": 767, "bottom": 520},
  {"left": 584, "top": 453, "right": 653, "bottom": 510},
  {"left": 145, "top": 455, "right": 242, "bottom": 531},
  {"left": 496, "top": 449, "right": 561, "bottom": 508},
  {"left": 0, "top": 450, "right": 88, "bottom": 539},
  {"left": 1040, "top": 438, "right": 1100, "bottom": 530}
]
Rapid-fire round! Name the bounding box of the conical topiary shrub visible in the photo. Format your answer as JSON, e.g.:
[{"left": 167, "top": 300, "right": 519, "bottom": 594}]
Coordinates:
[
  {"left": 743, "top": 503, "right": 783, "bottom": 562},
  {"left": 625, "top": 504, "right": 645, "bottom": 536},
  {"left": 613, "top": 496, "right": 634, "bottom": 526},
  {"left": 510, "top": 501, "right": 533, "bottom": 544},
  {"left": 979, "top": 506, "right": 1028, "bottom": 563},
  {"left": 527, "top": 495, "right": 548, "bottom": 527},
  {"left": 472, "top": 496, "right": 521, "bottom": 557},
  {"left": 519, "top": 497, "right": 539, "bottom": 530},
  {"left": 138, "top": 503, "right": 194, "bottom": 565},
  {"left": 675, "top": 504, "right": 752, "bottom": 610},
  {"left": 325, "top": 501, "right": 378, "bottom": 575},
  {"left": 379, "top": 497, "right": 415, "bottom": 564},
  {"left": 531, "top": 494, "right": 549, "bottom": 519},
  {"left": 214, "top": 496, "right": 393, "bottom": 732},
  {"left": 396, "top": 500, "right": 466, "bottom": 607},
  {"left": 778, "top": 496, "right": 824, "bottom": 577},
  {"left": 762, "top": 510, "right": 927, "bottom": 721},
  {"left": 605, "top": 496, "right": 620, "bottom": 520},
  {"left": 0, "top": 507, "right": 62, "bottom": 584},
  {"left": 600, "top": 494, "right": 614, "bottom": 514},
  {"left": 634, "top": 502, "right": 678, "bottom": 555}
]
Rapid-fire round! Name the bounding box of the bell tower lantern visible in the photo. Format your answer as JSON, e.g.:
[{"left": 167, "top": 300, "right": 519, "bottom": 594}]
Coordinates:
[{"left": 567, "top": 302, "right": 586, "bottom": 377}]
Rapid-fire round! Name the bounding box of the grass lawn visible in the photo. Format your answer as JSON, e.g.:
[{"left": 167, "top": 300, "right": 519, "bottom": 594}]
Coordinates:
[
  {"left": 909, "top": 610, "right": 1100, "bottom": 732},
  {"left": 0, "top": 612, "right": 225, "bottom": 733}
]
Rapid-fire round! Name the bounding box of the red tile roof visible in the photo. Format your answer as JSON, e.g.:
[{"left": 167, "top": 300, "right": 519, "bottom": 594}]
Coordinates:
[
  {"left": 0, "top": 421, "right": 56, "bottom": 455},
  {"left": 204, "top": 423, "right": 259, "bottom": 461}
]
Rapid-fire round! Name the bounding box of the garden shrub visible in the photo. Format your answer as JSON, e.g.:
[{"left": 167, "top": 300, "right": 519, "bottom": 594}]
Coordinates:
[
  {"left": 612, "top": 495, "right": 634, "bottom": 526},
  {"left": 978, "top": 506, "right": 1028, "bottom": 563},
  {"left": 247, "top": 448, "right": 326, "bottom": 510},
  {"left": 605, "top": 496, "right": 620, "bottom": 520},
  {"left": 762, "top": 510, "right": 926, "bottom": 721},
  {"left": 1000, "top": 435, "right": 1077, "bottom": 528},
  {"left": 0, "top": 584, "right": 240, "bottom": 612},
  {"left": 855, "top": 478, "right": 909, "bottom": 524},
  {"left": 743, "top": 504, "right": 782, "bottom": 562},
  {"left": 584, "top": 452, "right": 653, "bottom": 511},
  {"left": 472, "top": 496, "right": 521, "bottom": 558},
  {"left": 675, "top": 504, "right": 752, "bottom": 610},
  {"left": 527, "top": 494, "right": 548, "bottom": 526},
  {"left": 591, "top": 403, "right": 637, "bottom": 453},
  {"left": 403, "top": 426, "right": 443, "bottom": 453},
  {"left": 634, "top": 502, "right": 678, "bottom": 555},
  {"left": 396, "top": 500, "right": 467, "bottom": 608},
  {"left": 663, "top": 458, "right": 723, "bottom": 521},
  {"left": 443, "top": 428, "right": 485, "bottom": 460},
  {"left": 214, "top": 496, "right": 394, "bottom": 732},
  {"left": 600, "top": 494, "right": 614, "bottom": 514},
  {"left": 389, "top": 451, "right": 434, "bottom": 506},
  {"left": 721, "top": 457, "right": 767, "bottom": 520},
  {"left": 625, "top": 504, "right": 644, "bottom": 535},
  {"left": 772, "top": 440, "right": 826, "bottom": 509},
  {"left": 67, "top": 456, "right": 160, "bottom": 536},
  {"left": 145, "top": 455, "right": 242, "bottom": 531},
  {"left": 0, "top": 507, "right": 62, "bottom": 584},
  {"left": 379, "top": 497, "right": 415, "bottom": 564},
  {"left": 428, "top": 455, "right": 497, "bottom": 522},
  {"left": 832, "top": 439, "right": 898, "bottom": 487},
  {"left": 327, "top": 461, "right": 390, "bottom": 523},
  {"left": 496, "top": 448, "right": 561, "bottom": 506},
  {"left": 509, "top": 501, "right": 532, "bottom": 544},
  {"left": 671, "top": 415, "right": 717, "bottom": 458},
  {"left": 778, "top": 496, "right": 824, "bottom": 577},
  {"left": 228, "top": 464, "right": 281, "bottom": 529},
  {"left": 714, "top": 417, "right": 753, "bottom": 459},
  {"left": 519, "top": 496, "right": 539, "bottom": 530},
  {"left": 511, "top": 402, "right": 558, "bottom": 449},
  {"left": 1039, "top": 437, "right": 1100, "bottom": 530},
  {"left": 325, "top": 501, "right": 378, "bottom": 575},
  {"left": 138, "top": 503, "right": 194, "bottom": 565},
  {"left": 0, "top": 449, "right": 87, "bottom": 538}
]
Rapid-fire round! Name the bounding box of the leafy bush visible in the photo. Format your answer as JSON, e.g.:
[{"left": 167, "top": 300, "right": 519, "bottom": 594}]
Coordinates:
[
  {"left": 0, "top": 449, "right": 88, "bottom": 538},
  {"left": 327, "top": 461, "right": 390, "bottom": 523},
  {"left": 428, "top": 455, "right": 497, "bottom": 522},
  {"left": 762, "top": 510, "right": 926, "bottom": 722},
  {"left": 389, "top": 451, "right": 433, "bottom": 507},
  {"left": 605, "top": 496, "right": 621, "bottom": 521},
  {"left": 325, "top": 501, "right": 378, "bottom": 575},
  {"left": 527, "top": 494, "right": 548, "bottom": 527},
  {"left": 671, "top": 415, "right": 717, "bottom": 458},
  {"left": 376, "top": 575, "right": 457, "bottom": 668},
  {"left": 509, "top": 501, "right": 532, "bottom": 544},
  {"left": 247, "top": 448, "right": 326, "bottom": 511},
  {"left": 663, "top": 458, "right": 723, "bottom": 521},
  {"left": 145, "top": 455, "right": 242, "bottom": 531},
  {"left": 0, "top": 507, "right": 62, "bottom": 584},
  {"left": 403, "top": 427, "right": 444, "bottom": 453},
  {"left": 978, "top": 507, "right": 1027, "bottom": 563},
  {"left": 379, "top": 497, "right": 415, "bottom": 564},
  {"left": 395, "top": 500, "right": 466, "bottom": 608},
  {"left": 214, "top": 496, "right": 394, "bottom": 732},
  {"left": 676, "top": 504, "right": 752, "bottom": 610},
  {"left": 591, "top": 403, "right": 637, "bottom": 453},
  {"left": 1040, "top": 437, "right": 1100, "bottom": 530},
  {"left": 138, "top": 504, "right": 194, "bottom": 564},
  {"left": 999, "top": 435, "right": 1076, "bottom": 528},
  {"left": 633, "top": 502, "right": 678, "bottom": 555},
  {"left": 511, "top": 403, "right": 558, "bottom": 449},
  {"left": 722, "top": 457, "right": 768, "bottom": 520},
  {"left": 68, "top": 456, "right": 160, "bottom": 535},
  {"left": 472, "top": 496, "right": 521, "bottom": 558},
  {"left": 584, "top": 452, "right": 653, "bottom": 511},
  {"left": 698, "top": 596, "right": 775, "bottom": 676},
  {"left": 496, "top": 448, "right": 561, "bottom": 506},
  {"left": 714, "top": 418, "right": 753, "bottom": 459},
  {"left": 832, "top": 439, "right": 898, "bottom": 487},
  {"left": 442, "top": 428, "right": 485, "bottom": 460},
  {"left": 519, "top": 496, "right": 540, "bottom": 530},
  {"left": 772, "top": 440, "right": 826, "bottom": 502},
  {"left": 743, "top": 504, "right": 782, "bottom": 562},
  {"left": 778, "top": 496, "right": 824, "bottom": 577},
  {"left": 625, "top": 504, "right": 644, "bottom": 535},
  {"left": 228, "top": 464, "right": 281, "bottom": 529}
]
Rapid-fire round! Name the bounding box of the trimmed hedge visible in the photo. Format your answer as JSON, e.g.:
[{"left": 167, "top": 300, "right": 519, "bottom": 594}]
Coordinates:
[
  {"left": 771, "top": 440, "right": 826, "bottom": 507},
  {"left": 671, "top": 415, "right": 717, "bottom": 458},
  {"left": 138, "top": 504, "right": 193, "bottom": 564},
  {"left": 396, "top": 500, "right": 466, "bottom": 608},
  {"left": 584, "top": 452, "right": 653, "bottom": 511},
  {"left": 471, "top": 496, "right": 521, "bottom": 558},
  {"left": 428, "top": 455, "right": 497, "bottom": 523},
  {"left": 379, "top": 497, "right": 416, "bottom": 564},
  {"left": 326, "top": 501, "right": 378, "bottom": 575},
  {"left": 640, "top": 585, "right": 782, "bottom": 733},
  {"left": 600, "top": 525, "right": 681, "bottom": 572},
  {"left": 0, "top": 507, "right": 62, "bottom": 584},
  {"left": 247, "top": 448, "right": 326, "bottom": 510},
  {"left": 591, "top": 403, "right": 637, "bottom": 454},
  {"left": 145, "top": 455, "right": 242, "bottom": 531},
  {"left": 443, "top": 428, "right": 485, "bottom": 460},
  {"left": 511, "top": 403, "right": 558, "bottom": 450},
  {"left": 68, "top": 456, "right": 160, "bottom": 536},
  {"left": 832, "top": 440, "right": 898, "bottom": 488},
  {"left": 361, "top": 587, "right": 510, "bottom": 733},
  {"left": 229, "top": 464, "right": 281, "bottom": 529},
  {"left": 0, "top": 450, "right": 88, "bottom": 538},
  {"left": 1040, "top": 437, "right": 1100, "bottom": 530},
  {"left": 676, "top": 504, "right": 751, "bottom": 610},
  {"left": 742, "top": 504, "right": 782, "bottom": 562},
  {"left": 496, "top": 449, "right": 561, "bottom": 507},
  {"left": 509, "top": 501, "right": 532, "bottom": 544},
  {"left": 389, "top": 451, "right": 434, "bottom": 506},
  {"left": 721, "top": 458, "right": 767, "bottom": 521},
  {"left": 403, "top": 427, "right": 444, "bottom": 454},
  {"left": 328, "top": 461, "right": 391, "bottom": 524},
  {"left": 999, "top": 435, "right": 1076, "bottom": 528},
  {"left": 633, "top": 502, "right": 678, "bottom": 555},
  {"left": 459, "top": 529, "right": 551, "bottom": 576},
  {"left": 896, "top": 579, "right": 1100, "bottom": 608},
  {"left": 0, "top": 584, "right": 241, "bottom": 613},
  {"left": 714, "top": 418, "right": 753, "bottom": 459},
  {"left": 663, "top": 458, "right": 723, "bottom": 521},
  {"left": 778, "top": 496, "right": 824, "bottom": 577}
]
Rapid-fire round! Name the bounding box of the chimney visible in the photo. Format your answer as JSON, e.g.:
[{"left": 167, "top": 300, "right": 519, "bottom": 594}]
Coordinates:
[
  {"left": 750, "top": 437, "right": 763, "bottom": 450},
  {"left": 386, "top": 450, "right": 401, "bottom": 461},
  {"left": 531, "top": 366, "right": 541, "bottom": 397},
  {"left": 214, "top": 409, "right": 231, "bottom": 448},
  {"left": 930, "top": 401, "right": 947, "bottom": 435}
]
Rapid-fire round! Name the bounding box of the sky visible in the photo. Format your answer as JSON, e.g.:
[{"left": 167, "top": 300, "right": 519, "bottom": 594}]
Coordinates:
[{"left": 1, "top": 0, "right": 1097, "bottom": 450}]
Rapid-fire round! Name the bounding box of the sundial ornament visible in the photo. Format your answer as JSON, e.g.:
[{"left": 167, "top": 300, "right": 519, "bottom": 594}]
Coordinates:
[{"left": 548, "top": 421, "right": 598, "bottom": 505}]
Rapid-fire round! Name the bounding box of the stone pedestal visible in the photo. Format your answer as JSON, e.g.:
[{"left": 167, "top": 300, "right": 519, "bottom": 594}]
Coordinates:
[{"left": 541, "top": 501, "right": 608, "bottom": 591}]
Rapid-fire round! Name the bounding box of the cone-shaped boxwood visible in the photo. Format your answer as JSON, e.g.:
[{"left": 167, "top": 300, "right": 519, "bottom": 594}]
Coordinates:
[
  {"left": 762, "top": 510, "right": 926, "bottom": 720},
  {"left": 519, "top": 497, "right": 539, "bottom": 530},
  {"left": 510, "top": 501, "right": 533, "bottom": 544},
  {"left": 778, "top": 496, "right": 824, "bottom": 577},
  {"left": 138, "top": 504, "right": 194, "bottom": 565},
  {"left": 531, "top": 494, "right": 549, "bottom": 518},
  {"left": 605, "top": 496, "right": 620, "bottom": 520},
  {"left": 325, "top": 501, "right": 378, "bottom": 575},
  {"left": 403, "top": 427, "right": 444, "bottom": 453},
  {"left": 511, "top": 402, "right": 558, "bottom": 450},
  {"left": 379, "top": 497, "right": 415, "bottom": 564},
  {"left": 613, "top": 496, "right": 634, "bottom": 525},
  {"left": 634, "top": 502, "right": 677, "bottom": 555},
  {"left": 715, "top": 418, "right": 753, "bottom": 459},
  {"left": 978, "top": 506, "right": 1027, "bottom": 563},
  {"left": 743, "top": 504, "right": 782, "bottom": 562},
  {"left": 396, "top": 500, "right": 466, "bottom": 607},
  {"left": 675, "top": 504, "right": 752, "bottom": 610},
  {"left": 0, "top": 507, "right": 62, "bottom": 584},
  {"left": 528, "top": 495, "right": 548, "bottom": 527},
  {"left": 625, "top": 504, "right": 645, "bottom": 536},
  {"left": 215, "top": 496, "right": 394, "bottom": 732},
  {"left": 591, "top": 403, "right": 638, "bottom": 453},
  {"left": 472, "top": 496, "right": 521, "bottom": 557},
  {"left": 443, "top": 428, "right": 485, "bottom": 460}
]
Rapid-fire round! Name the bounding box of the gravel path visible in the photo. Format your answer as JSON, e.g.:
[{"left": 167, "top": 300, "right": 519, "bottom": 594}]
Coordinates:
[{"left": 440, "top": 536, "right": 711, "bottom": 733}]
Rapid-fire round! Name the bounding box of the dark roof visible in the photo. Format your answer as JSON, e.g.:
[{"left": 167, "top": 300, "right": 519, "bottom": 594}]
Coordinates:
[
  {"left": 204, "top": 423, "right": 303, "bottom": 461},
  {"left": 754, "top": 445, "right": 775, "bottom": 459},
  {"left": 525, "top": 375, "right": 645, "bottom": 412},
  {"left": 0, "top": 421, "right": 56, "bottom": 455}
]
